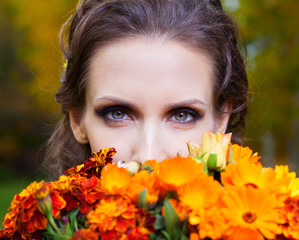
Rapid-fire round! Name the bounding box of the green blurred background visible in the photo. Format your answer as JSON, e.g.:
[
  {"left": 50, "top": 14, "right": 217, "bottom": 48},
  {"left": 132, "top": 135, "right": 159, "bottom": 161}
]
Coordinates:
[{"left": 0, "top": 0, "right": 298, "bottom": 226}]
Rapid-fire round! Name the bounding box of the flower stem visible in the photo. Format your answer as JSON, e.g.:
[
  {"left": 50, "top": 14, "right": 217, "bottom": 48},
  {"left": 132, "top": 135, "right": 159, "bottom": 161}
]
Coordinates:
[{"left": 47, "top": 213, "right": 60, "bottom": 233}]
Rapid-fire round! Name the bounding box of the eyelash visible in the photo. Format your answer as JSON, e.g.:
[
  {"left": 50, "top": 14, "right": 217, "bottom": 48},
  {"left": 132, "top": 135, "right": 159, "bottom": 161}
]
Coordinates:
[
  {"left": 95, "top": 105, "right": 132, "bottom": 123},
  {"left": 95, "top": 105, "right": 203, "bottom": 125},
  {"left": 167, "top": 108, "right": 203, "bottom": 125}
]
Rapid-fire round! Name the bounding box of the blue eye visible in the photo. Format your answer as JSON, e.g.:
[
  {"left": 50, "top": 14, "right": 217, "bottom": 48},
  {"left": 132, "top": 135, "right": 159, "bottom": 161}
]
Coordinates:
[
  {"left": 174, "top": 112, "right": 189, "bottom": 122},
  {"left": 110, "top": 110, "right": 125, "bottom": 120},
  {"left": 169, "top": 108, "right": 202, "bottom": 124},
  {"left": 96, "top": 105, "right": 131, "bottom": 123}
]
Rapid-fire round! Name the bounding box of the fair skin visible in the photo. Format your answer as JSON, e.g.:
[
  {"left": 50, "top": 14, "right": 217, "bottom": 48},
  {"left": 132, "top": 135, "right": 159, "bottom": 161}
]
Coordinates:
[{"left": 70, "top": 38, "right": 230, "bottom": 163}]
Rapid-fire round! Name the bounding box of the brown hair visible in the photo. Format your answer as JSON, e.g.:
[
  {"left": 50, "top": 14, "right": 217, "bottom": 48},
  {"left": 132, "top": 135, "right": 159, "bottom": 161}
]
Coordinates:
[{"left": 44, "top": 0, "right": 249, "bottom": 179}]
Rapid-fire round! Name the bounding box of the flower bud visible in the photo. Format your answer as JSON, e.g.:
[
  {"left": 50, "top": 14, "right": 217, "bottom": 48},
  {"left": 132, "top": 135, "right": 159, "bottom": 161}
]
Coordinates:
[
  {"left": 126, "top": 161, "right": 140, "bottom": 174},
  {"left": 187, "top": 141, "right": 200, "bottom": 158},
  {"left": 35, "top": 184, "right": 52, "bottom": 217},
  {"left": 199, "top": 131, "right": 232, "bottom": 171}
]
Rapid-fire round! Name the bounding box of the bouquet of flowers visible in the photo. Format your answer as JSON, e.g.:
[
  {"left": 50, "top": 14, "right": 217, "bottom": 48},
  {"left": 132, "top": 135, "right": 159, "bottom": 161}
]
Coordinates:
[{"left": 0, "top": 131, "right": 298, "bottom": 240}]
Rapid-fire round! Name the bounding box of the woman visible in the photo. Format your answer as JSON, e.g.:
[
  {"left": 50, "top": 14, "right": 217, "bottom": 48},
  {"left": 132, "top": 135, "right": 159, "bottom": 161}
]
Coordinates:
[{"left": 44, "top": 0, "right": 248, "bottom": 179}]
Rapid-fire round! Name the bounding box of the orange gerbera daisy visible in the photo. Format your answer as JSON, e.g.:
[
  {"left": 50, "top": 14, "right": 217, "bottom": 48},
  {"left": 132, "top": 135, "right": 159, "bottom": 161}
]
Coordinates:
[
  {"left": 65, "top": 147, "right": 116, "bottom": 178},
  {"left": 158, "top": 156, "right": 204, "bottom": 191},
  {"left": 101, "top": 163, "right": 131, "bottom": 195},
  {"left": 221, "top": 186, "right": 284, "bottom": 239}
]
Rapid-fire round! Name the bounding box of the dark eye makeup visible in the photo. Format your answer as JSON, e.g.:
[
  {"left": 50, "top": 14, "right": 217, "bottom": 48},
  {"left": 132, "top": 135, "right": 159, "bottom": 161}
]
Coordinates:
[
  {"left": 95, "top": 105, "right": 133, "bottom": 123},
  {"left": 95, "top": 104, "right": 204, "bottom": 126},
  {"left": 167, "top": 107, "right": 203, "bottom": 125}
]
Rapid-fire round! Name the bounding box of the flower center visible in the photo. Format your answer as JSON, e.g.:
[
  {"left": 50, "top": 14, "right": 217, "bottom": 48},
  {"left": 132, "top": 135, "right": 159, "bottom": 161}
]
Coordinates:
[
  {"left": 245, "top": 183, "right": 258, "bottom": 189},
  {"left": 242, "top": 211, "right": 257, "bottom": 223}
]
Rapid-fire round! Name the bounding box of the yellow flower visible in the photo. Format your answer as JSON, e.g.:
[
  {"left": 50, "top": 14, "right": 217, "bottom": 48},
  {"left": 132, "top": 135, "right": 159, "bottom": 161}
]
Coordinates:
[{"left": 199, "top": 131, "right": 231, "bottom": 171}]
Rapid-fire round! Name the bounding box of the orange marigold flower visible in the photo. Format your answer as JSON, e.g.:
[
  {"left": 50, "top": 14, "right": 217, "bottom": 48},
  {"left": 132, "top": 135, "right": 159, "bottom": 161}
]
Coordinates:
[
  {"left": 65, "top": 147, "right": 116, "bottom": 178},
  {"left": 280, "top": 178, "right": 299, "bottom": 239},
  {"left": 69, "top": 229, "right": 99, "bottom": 240},
  {"left": 87, "top": 196, "right": 155, "bottom": 240},
  {"left": 177, "top": 171, "right": 222, "bottom": 211},
  {"left": 189, "top": 232, "right": 200, "bottom": 240},
  {"left": 221, "top": 159, "right": 281, "bottom": 194},
  {"left": 142, "top": 159, "right": 159, "bottom": 172},
  {"left": 227, "top": 228, "right": 265, "bottom": 240},
  {"left": 52, "top": 175, "right": 102, "bottom": 213},
  {"left": 101, "top": 163, "right": 131, "bottom": 195},
  {"left": 0, "top": 228, "right": 22, "bottom": 240},
  {"left": 127, "top": 170, "right": 159, "bottom": 205},
  {"left": 198, "top": 204, "right": 229, "bottom": 240},
  {"left": 158, "top": 156, "right": 204, "bottom": 191},
  {"left": 230, "top": 144, "right": 261, "bottom": 165},
  {"left": 221, "top": 186, "right": 284, "bottom": 239},
  {"left": 290, "top": 178, "right": 299, "bottom": 198},
  {"left": 2, "top": 181, "right": 65, "bottom": 240},
  {"left": 87, "top": 196, "right": 136, "bottom": 232},
  {"left": 275, "top": 165, "right": 297, "bottom": 199},
  {"left": 127, "top": 208, "right": 156, "bottom": 239}
]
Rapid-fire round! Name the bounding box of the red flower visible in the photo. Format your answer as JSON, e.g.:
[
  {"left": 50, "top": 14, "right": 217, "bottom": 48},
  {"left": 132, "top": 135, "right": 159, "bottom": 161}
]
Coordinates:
[
  {"left": 69, "top": 229, "right": 99, "bottom": 240},
  {"left": 65, "top": 147, "right": 116, "bottom": 178},
  {"left": 0, "top": 228, "right": 22, "bottom": 240},
  {"left": 2, "top": 181, "right": 65, "bottom": 240},
  {"left": 51, "top": 175, "right": 102, "bottom": 213}
]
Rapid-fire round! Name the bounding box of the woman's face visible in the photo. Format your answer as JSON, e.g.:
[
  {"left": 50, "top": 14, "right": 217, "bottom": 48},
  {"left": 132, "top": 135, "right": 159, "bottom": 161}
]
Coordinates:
[{"left": 70, "top": 38, "right": 230, "bottom": 163}]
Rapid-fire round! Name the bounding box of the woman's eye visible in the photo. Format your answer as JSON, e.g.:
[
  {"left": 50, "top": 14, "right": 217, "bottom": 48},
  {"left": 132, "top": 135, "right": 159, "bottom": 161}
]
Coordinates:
[
  {"left": 110, "top": 110, "right": 126, "bottom": 120},
  {"left": 174, "top": 112, "right": 190, "bottom": 122},
  {"left": 168, "top": 108, "right": 202, "bottom": 124},
  {"left": 96, "top": 106, "right": 132, "bottom": 123}
]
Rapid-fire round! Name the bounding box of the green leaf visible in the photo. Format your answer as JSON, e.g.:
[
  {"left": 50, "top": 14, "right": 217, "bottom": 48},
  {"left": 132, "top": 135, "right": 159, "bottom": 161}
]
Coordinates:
[
  {"left": 164, "top": 199, "right": 181, "bottom": 239},
  {"left": 207, "top": 153, "right": 217, "bottom": 170},
  {"left": 161, "top": 230, "right": 172, "bottom": 240},
  {"left": 154, "top": 214, "right": 165, "bottom": 230},
  {"left": 165, "top": 191, "right": 179, "bottom": 201},
  {"left": 137, "top": 189, "right": 147, "bottom": 209},
  {"left": 190, "top": 156, "right": 204, "bottom": 164},
  {"left": 228, "top": 146, "right": 235, "bottom": 164}
]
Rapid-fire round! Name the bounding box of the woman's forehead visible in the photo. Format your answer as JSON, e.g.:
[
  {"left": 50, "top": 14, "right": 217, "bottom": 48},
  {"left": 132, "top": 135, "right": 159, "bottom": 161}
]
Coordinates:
[{"left": 87, "top": 38, "right": 214, "bottom": 106}]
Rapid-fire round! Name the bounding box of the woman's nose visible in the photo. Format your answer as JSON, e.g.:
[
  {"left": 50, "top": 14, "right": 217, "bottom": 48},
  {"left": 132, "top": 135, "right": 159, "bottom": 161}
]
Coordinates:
[{"left": 131, "top": 121, "right": 167, "bottom": 163}]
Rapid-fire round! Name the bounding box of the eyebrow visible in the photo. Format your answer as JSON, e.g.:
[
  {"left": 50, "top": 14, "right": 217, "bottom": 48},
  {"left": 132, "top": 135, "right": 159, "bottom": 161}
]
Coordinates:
[
  {"left": 95, "top": 96, "right": 136, "bottom": 108},
  {"left": 95, "top": 96, "right": 207, "bottom": 111},
  {"left": 167, "top": 98, "right": 207, "bottom": 109}
]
